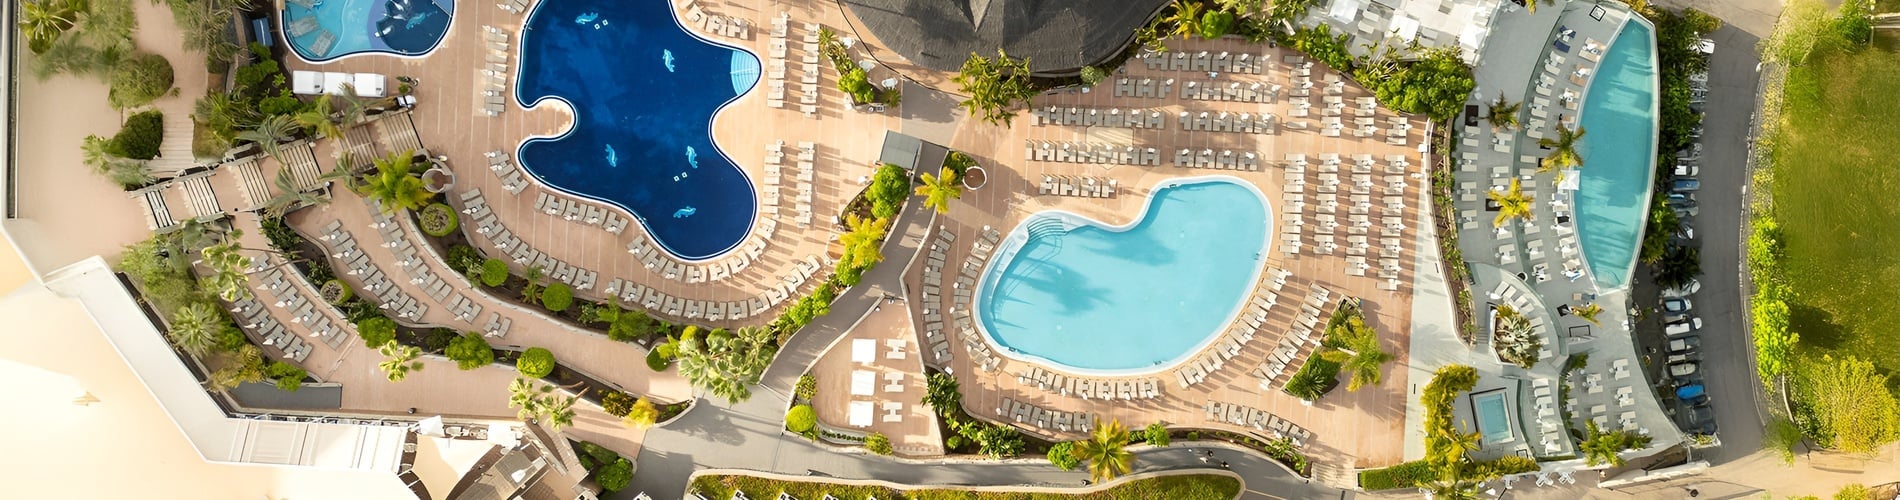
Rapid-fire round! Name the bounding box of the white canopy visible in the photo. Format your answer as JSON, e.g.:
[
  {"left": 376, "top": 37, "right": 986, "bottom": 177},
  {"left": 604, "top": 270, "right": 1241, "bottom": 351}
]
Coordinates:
[
  {"left": 851, "top": 338, "right": 874, "bottom": 364},
  {"left": 291, "top": 70, "right": 325, "bottom": 95},
  {"left": 1388, "top": 15, "right": 1421, "bottom": 42},
  {"left": 1328, "top": 0, "right": 1361, "bottom": 23},
  {"left": 415, "top": 416, "right": 446, "bottom": 437},
  {"left": 848, "top": 401, "right": 874, "bottom": 427},
  {"left": 353, "top": 73, "right": 387, "bottom": 97},
  {"left": 322, "top": 72, "right": 350, "bottom": 95},
  {"left": 850, "top": 370, "right": 875, "bottom": 396}
]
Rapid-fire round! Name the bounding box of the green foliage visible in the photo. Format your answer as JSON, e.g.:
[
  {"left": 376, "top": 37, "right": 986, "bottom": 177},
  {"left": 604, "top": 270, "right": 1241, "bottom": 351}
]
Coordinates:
[
  {"left": 1318, "top": 302, "right": 1394, "bottom": 390},
  {"left": 480, "top": 258, "right": 509, "bottom": 287},
  {"left": 1046, "top": 442, "right": 1079, "bottom": 470},
  {"left": 1491, "top": 304, "right": 1543, "bottom": 369},
  {"left": 645, "top": 348, "right": 671, "bottom": 371},
  {"left": 356, "top": 316, "right": 397, "bottom": 348},
  {"left": 623, "top": 397, "right": 660, "bottom": 429},
  {"left": 1291, "top": 24, "right": 1354, "bottom": 73},
  {"left": 109, "top": 52, "right": 174, "bottom": 109},
  {"left": 600, "top": 390, "right": 636, "bottom": 417},
  {"left": 1074, "top": 420, "right": 1135, "bottom": 482},
  {"left": 516, "top": 347, "right": 555, "bottom": 378},
  {"left": 776, "top": 281, "right": 838, "bottom": 332},
  {"left": 354, "top": 150, "right": 432, "bottom": 213},
  {"left": 1198, "top": 10, "right": 1236, "bottom": 39},
  {"left": 922, "top": 372, "right": 962, "bottom": 416},
  {"left": 446, "top": 332, "right": 495, "bottom": 370},
  {"left": 915, "top": 167, "right": 962, "bottom": 214},
  {"left": 1652, "top": 246, "right": 1701, "bottom": 289},
  {"left": 1580, "top": 419, "right": 1653, "bottom": 466},
  {"left": 540, "top": 283, "right": 574, "bottom": 312},
  {"left": 865, "top": 163, "right": 910, "bottom": 219},
  {"left": 1834, "top": 484, "right": 1875, "bottom": 500},
  {"left": 689, "top": 473, "right": 1239, "bottom": 500},
  {"left": 1421, "top": 365, "right": 1479, "bottom": 472},
  {"left": 1078, "top": 66, "right": 1106, "bottom": 86},
  {"left": 864, "top": 432, "right": 893, "bottom": 456},
  {"left": 1363, "top": 47, "right": 1473, "bottom": 122},
  {"left": 594, "top": 458, "right": 633, "bottom": 492},
  {"left": 676, "top": 327, "right": 777, "bottom": 403},
  {"left": 785, "top": 404, "right": 817, "bottom": 433},
  {"left": 258, "top": 95, "right": 305, "bottom": 116},
  {"left": 970, "top": 422, "right": 1025, "bottom": 459},
  {"left": 267, "top": 361, "right": 306, "bottom": 392},
  {"left": 1144, "top": 422, "right": 1170, "bottom": 447},
  {"left": 1790, "top": 355, "right": 1900, "bottom": 453},
  {"left": 1753, "top": 281, "right": 1798, "bottom": 385},
  {"left": 952, "top": 49, "right": 1036, "bottom": 126},
  {"left": 795, "top": 373, "right": 818, "bottom": 402},
  {"left": 110, "top": 110, "right": 165, "bottom": 160},
  {"left": 1640, "top": 196, "right": 1681, "bottom": 265},
  {"left": 1359, "top": 461, "right": 1433, "bottom": 490},
  {"left": 834, "top": 215, "right": 889, "bottom": 286},
  {"left": 1764, "top": 415, "right": 1804, "bottom": 465},
  {"left": 418, "top": 203, "right": 459, "bottom": 237},
  {"left": 378, "top": 343, "right": 424, "bottom": 382},
  {"left": 1283, "top": 355, "right": 1341, "bottom": 401},
  {"left": 838, "top": 67, "right": 876, "bottom": 104}
]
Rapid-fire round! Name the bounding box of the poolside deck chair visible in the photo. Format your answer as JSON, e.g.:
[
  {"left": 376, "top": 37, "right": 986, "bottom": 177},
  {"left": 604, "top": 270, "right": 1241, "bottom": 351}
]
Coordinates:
[
  {"left": 288, "top": 17, "right": 319, "bottom": 38},
  {"left": 309, "top": 31, "right": 337, "bottom": 58}
]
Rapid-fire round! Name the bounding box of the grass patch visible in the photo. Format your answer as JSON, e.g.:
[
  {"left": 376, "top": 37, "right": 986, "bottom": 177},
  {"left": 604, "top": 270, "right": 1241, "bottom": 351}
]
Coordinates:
[
  {"left": 689, "top": 473, "right": 1240, "bottom": 500},
  {"left": 1357, "top": 460, "right": 1433, "bottom": 490},
  {"left": 1769, "top": 38, "right": 1900, "bottom": 396}
]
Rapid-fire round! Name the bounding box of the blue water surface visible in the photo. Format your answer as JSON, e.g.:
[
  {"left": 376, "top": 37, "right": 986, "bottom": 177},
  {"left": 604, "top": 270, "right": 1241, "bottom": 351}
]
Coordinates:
[
  {"left": 285, "top": 0, "right": 452, "bottom": 61},
  {"left": 517, "top": 0, "right": 760, "bottom": 260},
  {"left": 975, "top": 179, "right": 1271, "bottom": 373},
  {"left": 1575, "top": 19, "right": 1657, "bottom": 290},
  {"left": 1473, "top": 391, "right": 1515, "bottom": 444}
]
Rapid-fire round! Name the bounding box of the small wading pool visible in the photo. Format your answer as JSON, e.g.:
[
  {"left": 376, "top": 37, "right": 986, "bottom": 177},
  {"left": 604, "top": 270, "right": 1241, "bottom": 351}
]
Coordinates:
[{"left": 1472, "top": 390, "right": 1516, "bottom": 445}]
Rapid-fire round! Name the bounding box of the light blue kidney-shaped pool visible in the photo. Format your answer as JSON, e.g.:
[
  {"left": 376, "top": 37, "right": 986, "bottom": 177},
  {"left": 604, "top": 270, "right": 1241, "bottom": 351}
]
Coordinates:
[
  {"left": 974, "top": 178, "right": 1271, "bottom": 373},
  {"left": 1574, "top": 18, "right": 1659, "bottom": 290}
]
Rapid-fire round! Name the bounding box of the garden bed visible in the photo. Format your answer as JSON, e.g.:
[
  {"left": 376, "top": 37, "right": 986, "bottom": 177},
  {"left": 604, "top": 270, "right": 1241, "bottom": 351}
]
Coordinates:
[
  {"left": 1168, "top": 428, "right": 1311, "bottom": 477},
  {"left": 690, "top": 472, "right": 1241, "bottom": 500}
]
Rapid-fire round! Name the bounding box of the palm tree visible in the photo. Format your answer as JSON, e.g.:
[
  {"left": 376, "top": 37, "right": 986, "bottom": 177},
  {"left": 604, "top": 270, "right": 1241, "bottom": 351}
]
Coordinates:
[
  {"left": 1486, "top": 95, "right": 1521, "bottom": 131},
  {"left": 168, "top": 302, "right": 224, "bottom": 357},
  {"left": 1538, "top": 124, "right": 1586, "bottom": 178},
  {"left": 1486, "top": 178, "right": 1534, "bottom": 227},
  {"left": 199, "top": 233, "right": 255, "bottom": 301},
  {"left": 353, "top": 149, "right": 431, "bottom": 213},
  {"left": 838, "top": 214, "right": 890, "bottom": 270},
  {"left": 1573, "top": 302, "right": 1603, "bottom": 326},
  {"left": 1162, "top": 0, "right": 1203, "bottom": 39},
  {"left": 237, "top": 114, "right": 303, "bottom": 160},
  {"left": 543, "top": 391, "right": 579, "bottom": 431},
  {"left": 379, "top": 343, "right": 424, "bottom": 382},
  {"left": 1319, "top": 328, "right": 1395, "bottom": 391},
  {"left": 1421, "top": 475, "right": 1481, "bottom": 500},
  {"left": 520, "top": 266, "right": 545, "bottom": 303},
  {"left": 675, "top": 326, "right": 776, "bottom": 403},
  {"left": 915, "top": 167, "right": 963, "bottom": 214},
  {"left": 18, "top": 0, "right": 83, "bottom": 54},
  {"left": 1073, "top": 419, "right": 1136, "bottom": 483},
  {"left": 1580, "top": 420, "right": 1623, "bottom": 466},
  {"left": 293, "top": 94, "right": 343, "bottom": 139},
  {"left": 262, "top": 161, "right": 353, "bottom": 218}
]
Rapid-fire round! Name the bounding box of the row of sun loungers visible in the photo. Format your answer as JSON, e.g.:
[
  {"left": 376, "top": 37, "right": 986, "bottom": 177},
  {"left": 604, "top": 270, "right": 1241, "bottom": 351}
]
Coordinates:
[
  {"left": 1178, "top": 79, "right": 1278, "bottom": 103},
  {"left": 368, "top": 201, "right": 489, "bottom": 324},
  {"left": 764, "top": 14, "right": 817, "bottom": 113},
  {"left": 458, "top": 191, "right": 598, "bottom": 292},
  {"left": 1025, "top": 141, "right": 1161, "bottom": 167},
  {"left": 918, "top": 228, "right": 957, "bottom": 364},
  {"left": 1178, "top": 111, "right": 1276, "bottom": 133},
  {"left": 1173, "top": 148, "right": 1261, "bottom": 171},
  {"left": 1111, "top": 77, "right": 1174, "bottom": 99},
  {"left": 1140, "top": 50, "right": 1264, "bottom": 74},
  {"left": 1039, "top": 175, "right": 1116, "bottom": 198},
  {"left": 1174, "top": 271, "right": 1297, "bottom": 389},
  {"left": 1032, "top": 106, "right": 1168, "bottom": 129},
  {"left": 998, "top": 397, "right": 1097, "bottom": 434},
  {"left": 479, "top": 29, "right": 512, "bottom": 116},
  {"left": 496, "top": 0, "right": 527, "bottom": 15},
  {"left": 531, "top": 192, "right": 630, "bottom": 234},
  {"left": 1205, "top": 401, "right": 1311, "bottom": 446},
  {"left": 948, "top": 228, "right": 1004, "bottom": 372},
  {"left": 320, "top": 219, "right": 427, "bottom": 321},
  {"left": 232, "top": 292, "right": 318, "bottom": 363},
  {"left": 1018, "top": 365, "right": 1162, "bottom": 401},
  {"left": 482, "top": 151, "right": 529, "bottom": 194},
  {"left": 1253, "top": 285, "right": 1336, "bottom": 387},
  {"left": 762, "top": 141, "right": 817, "bottom": 227},
  {"left": 684, "top": 0, "right": 751, "bottom": 39}
]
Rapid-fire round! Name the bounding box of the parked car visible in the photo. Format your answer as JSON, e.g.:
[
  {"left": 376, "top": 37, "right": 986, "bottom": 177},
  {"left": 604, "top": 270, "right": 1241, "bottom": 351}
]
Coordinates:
[
  {"left": 1673, "top": 178, "right": 1701, "bottom": 192},
  {"left": 1664, "top": 297, "right": 1693, "bottom": 313},
  {"left": 1675, "top": 162, "right": 1700, "bottom": 177},
  {"left": 1669, "top": 336, "right": 1701, "bottom": 353},
  {"left": 1683, "top": 404, "right": 1718, "bottom": 435},
  {"left": 1669, "top": 362, "right": 1700, "bottom": 378},
  {"left": 1682, "top": 393, "right": 1711, "bottom": 406},
  {"left": 1666, "top": 317, "right": 1702, "bottom": 336},
  {"left": 1667, "top": 192, "right": 1696, "bottom": 207},
  {"left": 1674, "top": 205, "right": 1700, "bottom": 218},
  {"left": 1677, "top": 226, "right": 1697, "bottom": 241},
  {"left": 1665, "top": 278, "right": 1702, "bottom": 297}
]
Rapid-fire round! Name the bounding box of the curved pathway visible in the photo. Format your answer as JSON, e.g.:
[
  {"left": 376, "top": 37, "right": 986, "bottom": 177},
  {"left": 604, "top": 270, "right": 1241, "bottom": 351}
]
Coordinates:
[{"left": 626, "top": 197, "right": 1346, "bottom": 498}]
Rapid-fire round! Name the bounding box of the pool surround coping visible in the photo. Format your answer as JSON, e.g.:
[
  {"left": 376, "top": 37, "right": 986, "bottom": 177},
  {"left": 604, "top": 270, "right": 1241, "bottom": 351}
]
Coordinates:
[
  {"left": 968, "top": 175, "right": 1276, "bottom": 377},
  {"left": 279, "top": 0, "right": 459, "bottom": 64},
  {"left": 1569, "top": 10, "right": 1660, "bottom": 294}
]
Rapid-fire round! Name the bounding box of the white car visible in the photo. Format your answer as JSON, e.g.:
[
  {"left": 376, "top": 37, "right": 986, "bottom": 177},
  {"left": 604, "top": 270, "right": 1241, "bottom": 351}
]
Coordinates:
[
  {"left": 1666, "top": 317, "right": 1702, "bottom": 336},
  {"left": 1664, "top": 278, "right": 1701, "bottom": 297}
]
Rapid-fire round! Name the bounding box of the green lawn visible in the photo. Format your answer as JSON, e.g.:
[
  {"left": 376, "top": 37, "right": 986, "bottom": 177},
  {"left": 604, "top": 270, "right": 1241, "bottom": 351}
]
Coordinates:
[
  {"left": 1769, "top": 39, "right": 1900, "bottom": 393},
  {"left": 688, "top": 473, "right": 1241, "bottom": 500}
]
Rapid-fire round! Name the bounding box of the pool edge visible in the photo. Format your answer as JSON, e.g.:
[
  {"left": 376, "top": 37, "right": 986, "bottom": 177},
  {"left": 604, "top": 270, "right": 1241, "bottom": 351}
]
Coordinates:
[
  {"left": 279, "top": 0, "right": 461, "bottom": 64},
  {"left": 1571, "top": 10, "right": 1660, "bottom": 294}
]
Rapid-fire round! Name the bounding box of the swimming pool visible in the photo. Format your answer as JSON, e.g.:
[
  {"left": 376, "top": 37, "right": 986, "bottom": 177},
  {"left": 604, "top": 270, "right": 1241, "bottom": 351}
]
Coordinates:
[
  {"left": 973, "top": 178, "right": 1271, "bottom": 374},
  {"left": 1472, "top": 391, "right": 1515, "bottom": 444},
  {"left": 283, "top": 0, "right": 453, "bottom": 61},
  {"left": 517, "top": 0, "right": 761, "bottom": 260},
  {"left": 1573, "top": 18, "right": 1658, "bottom": 290}
]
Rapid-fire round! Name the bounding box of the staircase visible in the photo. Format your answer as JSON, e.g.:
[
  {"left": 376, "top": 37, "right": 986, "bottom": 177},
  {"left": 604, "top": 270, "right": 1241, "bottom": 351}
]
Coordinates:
[
  {"left": 1310, "top": 458, "right": 1358, "bottom": 489},
  {"left": 148, "top": 110, "right": 201, "bottom": 177}
]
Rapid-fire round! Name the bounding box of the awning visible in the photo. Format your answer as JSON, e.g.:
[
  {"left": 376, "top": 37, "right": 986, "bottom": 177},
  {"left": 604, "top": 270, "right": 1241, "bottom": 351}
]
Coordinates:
[
  {"left": 291, "top": 70, "right": 324, "bottom": 95},
  {"left": 323, "top": 72, "right": 350, "bottom": 95},
  {"left": 851, "top": 338, "right": 874, "bottom": 364},
  {"left": 353, "top": 73, "right": 387, "bottom": 97},
  {"left": 848, "top": 401, "right": 874, "bottom": 427},
  {"left": 851, "top": 370, "right": 875, "bottom": 396}
]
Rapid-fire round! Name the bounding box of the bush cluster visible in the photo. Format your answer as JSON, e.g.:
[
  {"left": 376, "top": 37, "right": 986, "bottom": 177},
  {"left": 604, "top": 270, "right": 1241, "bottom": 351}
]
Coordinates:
[
  {"left": 515, "top": 347, "right": 554, "bottom": 378},
  {"left": 110, "top": 111, "right": 165, "bottom": 160},
  {"left": 785, "top": 404, "right": 817, "bottom": 433},
  {"left": 445, "top": 332, "right": 494, "bottom": 370}
]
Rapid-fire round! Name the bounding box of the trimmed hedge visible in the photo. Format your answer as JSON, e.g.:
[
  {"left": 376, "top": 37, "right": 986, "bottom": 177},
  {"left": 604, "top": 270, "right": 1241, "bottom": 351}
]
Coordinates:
[
  {"left": 1358, "top": 460, "right": 1433, "bottom": 490},
  {"left": 786, "top": 404, "right": 816, "bottom": 433},
  {"left": 111, "top": 111, "right": 165, "bottom": 160},
  {"left": 645, "top": 349, "right": 670, "bottom": 371},
  {"left": 480, "top": 258, "right": 509, "bottom": 287},
  {"left": 541, "top": 283, "right": 574, "bottom": 312},
  {"left": 446, "top": 332, "right": 494, "bottom": 370},
  {"left": 419, "top": 203, "right": 459, "bottom": 237},
  {"left": 108, "top": 52, "right": 174, "bottom": 109},
  {"left": 357, "top": 316, "right": 397, "bottom": 348},
  {"left": 516, "top": 347, "right": 554, "bottom": 378}
]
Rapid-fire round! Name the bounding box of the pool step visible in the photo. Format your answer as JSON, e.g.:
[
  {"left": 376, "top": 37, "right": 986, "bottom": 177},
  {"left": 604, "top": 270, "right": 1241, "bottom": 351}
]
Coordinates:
[{"left": 1023, "top": 217, "right": 1070, "bottom": 241}]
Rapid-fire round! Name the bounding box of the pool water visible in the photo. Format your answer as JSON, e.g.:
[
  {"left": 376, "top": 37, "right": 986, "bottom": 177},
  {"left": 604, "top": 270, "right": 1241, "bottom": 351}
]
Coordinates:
[
  {"left": 1573, "top": 19, "right": 1658, "bottom": 290},
  {"left": 517, "top": 0, "right": 761, "bottom": 260},
  {"left": 284, "top": 0, "right": 453, "bottom": 61},
  {"left": 974, "top": 179, "right": 1271, "bottom": 373},
  {"left": 1473, "top": 391, "right": 1515, "bottom": 444}
]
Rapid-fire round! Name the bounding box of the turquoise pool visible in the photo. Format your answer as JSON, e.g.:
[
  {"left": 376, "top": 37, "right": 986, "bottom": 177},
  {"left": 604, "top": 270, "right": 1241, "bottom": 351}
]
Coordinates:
[
  {"left": 1473, "top": 391, "right": 1515, "bottom": 444},
  {"left": 973, "top": 178, "right": 1271, "bottom": 373},
  {"left": 1574, "top": 18, "right": 1658, "bottom": 290},
  {"left": 283, "top": 0, "right": 453, "bottom": 61}
]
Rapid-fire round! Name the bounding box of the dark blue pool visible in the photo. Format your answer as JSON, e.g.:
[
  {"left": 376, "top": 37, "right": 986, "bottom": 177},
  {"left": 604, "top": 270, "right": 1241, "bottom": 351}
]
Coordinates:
[{"left": 517, "top": 0, "right": 761, "bottom": 260}]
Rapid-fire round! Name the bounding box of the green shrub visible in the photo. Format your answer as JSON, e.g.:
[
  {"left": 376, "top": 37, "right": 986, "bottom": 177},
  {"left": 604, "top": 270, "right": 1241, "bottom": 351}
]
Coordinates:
[
  {"left": 110, "top": 111, "right": 165, "bottom": 160},
  {"left": 109, "top": 52, "right": 175, "bottom": 109},
  {"left": 601, "top": 391, "right": 636, "bottom": 417},
  {"left": 445, "top": 332, "right": 494, "bottom": 370},
  {"left": 444, "top": 244, "right": 479, "bottom": 273},
  {"left": 357, "top": 316, "right": 397, "bottom": 348},
  {"left": 1200, "top": 10, "right": 1236, "bottom": 39},
  {"left": 866, "top": 164, "right": 910, "bottom": 219},
  {"left": 594, "top": 458, "right": 632, "bottom": 492},
  {"left": 319, "top": 279, "right": 353, "bottom": 304},
  {"left": 1283, "top": 356, "right": 1341, "bottom": 401},
  {"left": 266, "top": 361, "right": 306, "bottom": 392},
  {"left": 645, "top": 349, "right": 670, "bottom": 371},
  {"left": 480, "top": 258, "right": 509, "bottom": 287},
  {"left": 424, "top": 328, "right": 458, "bottom": 352},
  {"left": 578, "top": 441, "right": 619, "bottom": 467},
  {"left": 418, "top": 203, "right": 459, "bottom": 237},
  {"left": 864, "top": 432, "right": 893, "bottom": 456},
  {"left": 1047, "top": 442, "right": 1079, "bottom": 470},
  {"left": 541, "top": 283, "right": 574, "bottom": 312},
  {"left": 1144, "top": 422, "right": 1171, "bottom": 447},
  {"left": 786, "top": 404, "right": 817, "bottom": 433},
  {"left": 1358, "top": 460, "right": 1434, "bottom": 490},
  {"left": 258, "top": 95, "right": 305, "bottom": 116},
  {"left": 795, "top": 373, "right": 818, "bottom": 402},
  {"left": 516, "top": 347, "right": 555, "bottom": 378}
]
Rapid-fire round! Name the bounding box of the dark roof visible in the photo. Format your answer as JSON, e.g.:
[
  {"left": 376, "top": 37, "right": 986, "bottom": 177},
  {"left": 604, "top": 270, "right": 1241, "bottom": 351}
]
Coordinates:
[
  {"left": 877, "top": 131, "right": 949, "bottom": 174},
  {"left": 844, "top": 0, "right": 1171, "bottom": 73}
]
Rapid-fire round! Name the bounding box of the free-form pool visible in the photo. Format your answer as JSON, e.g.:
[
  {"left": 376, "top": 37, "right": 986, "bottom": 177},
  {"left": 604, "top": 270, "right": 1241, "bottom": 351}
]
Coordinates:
[
  {"left": 974, "top": 178, "right": 1271, "bottom": 373},
  {"left": 1574, "top": 19, "right": 1658, "bottom": 290},
  {"left": 283, "top": 0, "right": 453, "bottom": 61},
  {"left": 1472, "top": 391, "right": 1515, "bottom": 444},
  {"left": 517, "top": 0, "right": 761, "bottom": 260}
]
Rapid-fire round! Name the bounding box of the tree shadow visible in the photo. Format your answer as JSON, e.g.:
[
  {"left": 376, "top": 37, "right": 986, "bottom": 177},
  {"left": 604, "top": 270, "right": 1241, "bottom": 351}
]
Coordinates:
[{"left": 1787, "top": 301, "right": 1850, "bottom": 352}]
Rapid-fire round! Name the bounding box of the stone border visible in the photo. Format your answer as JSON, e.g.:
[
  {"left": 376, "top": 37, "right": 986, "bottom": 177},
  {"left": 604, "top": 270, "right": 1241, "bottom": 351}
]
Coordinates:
[{"left": 685, "top": 466, "right": 1246, "bottom": 498}]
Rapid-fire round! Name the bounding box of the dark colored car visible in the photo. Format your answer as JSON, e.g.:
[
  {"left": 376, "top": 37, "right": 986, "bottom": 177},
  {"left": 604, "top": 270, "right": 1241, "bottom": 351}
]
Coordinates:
[{"left": 1673, "top": 178, "right": 1701, "bottom": 192}]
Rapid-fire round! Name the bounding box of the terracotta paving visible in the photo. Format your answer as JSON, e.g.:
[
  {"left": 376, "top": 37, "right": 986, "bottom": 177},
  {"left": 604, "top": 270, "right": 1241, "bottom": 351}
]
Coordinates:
[{"left": 806, "top": 302, "right": 946, "bottom": 456}]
